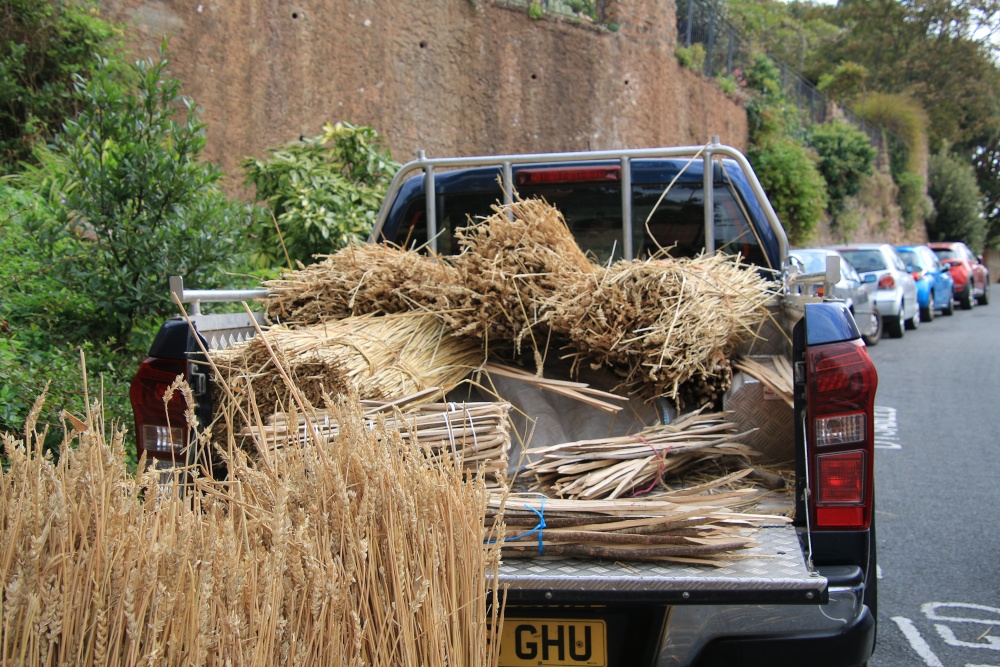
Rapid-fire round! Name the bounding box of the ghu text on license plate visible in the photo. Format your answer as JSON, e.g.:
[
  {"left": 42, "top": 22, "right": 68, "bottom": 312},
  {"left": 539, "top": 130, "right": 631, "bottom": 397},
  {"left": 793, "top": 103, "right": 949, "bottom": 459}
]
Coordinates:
[{"left": 499, "top": 618, "right": 607, "bottom": 667}]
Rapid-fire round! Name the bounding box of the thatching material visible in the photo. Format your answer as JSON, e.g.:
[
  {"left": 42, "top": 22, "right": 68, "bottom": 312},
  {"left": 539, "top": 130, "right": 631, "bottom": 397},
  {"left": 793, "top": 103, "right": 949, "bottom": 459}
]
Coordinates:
[
  {"left": 542, "top": 254, "right": 774, "bottom": 403},
  {"left": 263, "top": 243, "right": 471, "bottom": 326},
  {"left": 0, "top": 393, "right": 503, "bottom": 666},
  {"left": 523, "top": 410, "right": 759, "bottom": 500},
  {"left": 244, "top": 398, "right": 512, "bottom": 486},
  {"left": 490, "top": 491, "right": 788, "bottom": 566},
  {"left": 254, "top": 199, "right": 777, "bottom": 407},
  {"left": 449, "top": 198, "right": 598, "bottom": 349},
  {"left": 733, "top": 355, "right": 794, "bottom": 407},
  {"left": 209, "top": 312, "right": 486, "bottom": 434}
]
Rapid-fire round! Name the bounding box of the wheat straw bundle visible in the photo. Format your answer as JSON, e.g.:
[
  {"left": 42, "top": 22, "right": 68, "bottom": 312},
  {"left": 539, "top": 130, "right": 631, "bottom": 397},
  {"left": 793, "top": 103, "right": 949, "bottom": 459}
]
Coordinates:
[
  {"left": 543, "top": 253, "right": 775, "bottom": 403},
  {"left": 523, "top": 410, "right": 759, "bottom": 500},
  {"left": 490, "top": 491, "right": 787, "bottom": 565},
  {"left": 263, "top": 243, "right": 471, "bottom": 326},
  {"left": 209, "top": 312, "right": 486, "bottom": 449},
  {"left": 448, "top": 198, "right": 597, "bottom": 347},
  {"left": 253, "top": 199, "right": 775, "bottom": 408},
  {"left": 0, "top": 393, "right": 503, "bottom": 667}
]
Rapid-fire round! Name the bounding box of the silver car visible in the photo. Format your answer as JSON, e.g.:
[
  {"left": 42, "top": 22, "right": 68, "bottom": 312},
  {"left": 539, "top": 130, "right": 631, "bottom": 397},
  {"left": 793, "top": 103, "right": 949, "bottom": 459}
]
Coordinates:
[
  {"left": 832, "top": 243, "right": 920, "bottom": 338},
  {"left": 788, "top": 248, "right": 883, "bottom": 346}
]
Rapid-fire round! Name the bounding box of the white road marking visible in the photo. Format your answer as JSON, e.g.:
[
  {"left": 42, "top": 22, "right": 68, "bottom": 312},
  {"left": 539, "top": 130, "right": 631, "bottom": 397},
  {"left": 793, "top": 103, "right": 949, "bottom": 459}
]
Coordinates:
[
  {"left": 936, "top": 624, "right": 1000, "bottom": 651},
  {"left": 875, "top": 405, "right": 902, "bottom": 449},
  {"left": 877, "top": 564, "right": 883, "bottom": 580},
  {"left": 893, "top": 616, "right": 944, "bottom": 666}
]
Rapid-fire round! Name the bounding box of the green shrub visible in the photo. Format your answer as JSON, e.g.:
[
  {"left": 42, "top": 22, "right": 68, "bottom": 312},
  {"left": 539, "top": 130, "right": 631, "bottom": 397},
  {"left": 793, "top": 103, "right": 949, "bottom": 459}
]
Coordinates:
[
  {"left": 18, "top": 47, "right": 259, "bottom": 346},
  {"left": 528, "top": 1, "right": 543, "bottom": 19},
  {"left": 675, "top": 43, "right": 706, "bottom": 73},
  {"left": 0, "top": 0, "right": 120, "bottom": 173},
  {"left": 807, "top": 119, "right": 876, "bottom": 219},
  {"left": 895, "top": 171, "right": 931, "bottom": 231},
  {"left": 747, "top": 134, "right": 828, "bottom": 246},
  {"left": 0, "top": 184, "right": 153, "bottom": 464},
  {"left": 241, "top": 122, "right": 399, "bottom": 267},
  {"left": 926, "top": 150, "right": 985, "bottom": 251}
]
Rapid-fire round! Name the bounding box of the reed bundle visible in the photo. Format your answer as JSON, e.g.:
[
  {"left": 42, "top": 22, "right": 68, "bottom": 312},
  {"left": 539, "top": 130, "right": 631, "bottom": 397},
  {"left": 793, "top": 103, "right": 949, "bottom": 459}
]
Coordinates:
[
  {"left": 243, "top": 398, "right": 512, "bottom": 485},
  {"left": 523, "top": 410, "right": 759, "bottom": 500},
  {"left": 209, "top": 312, "right": 486, "bottom": 446},
  {"left": 0, "top": 392, "right": 502, "bottom": 667},
  {"left": 733, "top": 355, "right": 794, "bottom": 407},
  {"left": 490, "top": 491, "right": 787, "bottom": 565}
]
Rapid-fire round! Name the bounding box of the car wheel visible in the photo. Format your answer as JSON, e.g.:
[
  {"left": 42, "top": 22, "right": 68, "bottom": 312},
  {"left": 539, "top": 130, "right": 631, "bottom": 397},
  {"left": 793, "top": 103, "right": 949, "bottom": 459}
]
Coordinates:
[
  {"left": 943, "top": 293, "right": 955, "bottom": 316},
  {"left": 979, "top": 280, "right": 990, "bottom": 306},
  {"left": 920, "top": 292, "right": 934, "bottom": 323},
  {"left": 906, "top": 302, "right": 920, "bottom": 330},
  {"left": 886, "top": 307, "right": 905, "bottom": 338},
  {"left": 962, "top": 284, "right": 975, "bottom": 309},
  {"left": 862, "top": 309, "right": 882, "bottom": 346}
]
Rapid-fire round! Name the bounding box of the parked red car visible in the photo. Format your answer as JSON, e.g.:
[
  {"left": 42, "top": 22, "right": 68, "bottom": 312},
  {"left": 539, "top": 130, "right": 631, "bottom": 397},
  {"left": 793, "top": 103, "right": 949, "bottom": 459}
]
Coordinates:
[{"left": 927, "top": 241, "right": 990, "bottom": 309}]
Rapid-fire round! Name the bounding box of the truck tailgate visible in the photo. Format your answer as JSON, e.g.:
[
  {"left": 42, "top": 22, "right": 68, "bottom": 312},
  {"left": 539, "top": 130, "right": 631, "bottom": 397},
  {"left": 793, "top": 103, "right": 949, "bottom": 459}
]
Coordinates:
[{"left": 498, "top": 523, "right": 823, "bottom": 605}]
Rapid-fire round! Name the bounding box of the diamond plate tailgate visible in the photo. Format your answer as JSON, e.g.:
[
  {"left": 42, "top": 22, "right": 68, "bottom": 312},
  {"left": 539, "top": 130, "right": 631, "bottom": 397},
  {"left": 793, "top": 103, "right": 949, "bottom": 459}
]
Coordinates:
[{"left": 498, "top": 524, "right": 824, "bottom": 605}]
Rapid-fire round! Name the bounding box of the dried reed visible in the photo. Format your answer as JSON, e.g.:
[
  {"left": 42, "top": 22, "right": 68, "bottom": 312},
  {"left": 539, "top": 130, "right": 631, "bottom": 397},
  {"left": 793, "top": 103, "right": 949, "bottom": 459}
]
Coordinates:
[
  {"left": 490, "top": 491, "right": 788, "bottom": 566},
  {"left": 248, "top": 398, "right": 513, "bottom": 485},
  {"left": 209, "top": 312, "right": 486, "bottom": 453},
  {"left": 0, "top": 391, "right": 502, "bottom": 666},
  {"left": 254, "top": 199, "right": 776, "bottom": 407},
  {"left": 523, "top": 410, "right": 759, "bottom": 500}
]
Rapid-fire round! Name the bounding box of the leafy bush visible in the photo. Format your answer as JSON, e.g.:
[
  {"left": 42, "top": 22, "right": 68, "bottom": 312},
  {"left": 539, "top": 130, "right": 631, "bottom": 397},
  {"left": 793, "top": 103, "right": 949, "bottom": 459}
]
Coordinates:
[
  {"left": 747, "top": 134, "right": 828, "bottom": 246},
  {"left": 675, "top": 43, "right": 706, "bottom": 73},
  {"left": 0, "top": 184, "right": 152, "bottom": 463},
  {"left": 807, "top": 119, "right": 876, "bottom": 219},
  {"left": 18, "top": 48, "right": 259, "bottom": 345},
  {"left": 895, "top": 171, "right": 933, "bottom": 232},
  {"left": 528, "top": 1, "right": 543, "bottom": 19},
  {"left": 741, "top": 52, "right": 827, "bottom": 245},
  {"left": 0, "top": 0, "right": 120, "bottom": 173},
  {"left": 241, "top": 122, "right": 400, "bottom": 267},
  {"left": 926, "top": 150, "right": 985, "bottom": 252}
]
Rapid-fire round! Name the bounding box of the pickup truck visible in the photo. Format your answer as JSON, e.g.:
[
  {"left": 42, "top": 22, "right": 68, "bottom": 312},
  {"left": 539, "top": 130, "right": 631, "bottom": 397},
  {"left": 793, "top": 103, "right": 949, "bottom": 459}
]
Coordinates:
[{"left": 130, "top": 141, "right": 878, "bottom": 667}]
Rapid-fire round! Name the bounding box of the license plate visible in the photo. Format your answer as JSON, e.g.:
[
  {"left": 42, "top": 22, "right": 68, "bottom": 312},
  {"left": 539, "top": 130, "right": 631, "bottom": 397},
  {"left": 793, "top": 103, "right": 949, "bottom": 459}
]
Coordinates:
[{"left": 498, "top": 618, "right": 607, "bottom": 667}]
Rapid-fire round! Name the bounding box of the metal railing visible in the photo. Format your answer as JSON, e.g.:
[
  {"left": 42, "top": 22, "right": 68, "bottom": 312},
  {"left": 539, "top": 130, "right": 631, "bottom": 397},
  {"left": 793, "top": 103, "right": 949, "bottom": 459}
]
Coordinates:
[{"left": 677, "top": 0, "right": 884, "bottom": 149}]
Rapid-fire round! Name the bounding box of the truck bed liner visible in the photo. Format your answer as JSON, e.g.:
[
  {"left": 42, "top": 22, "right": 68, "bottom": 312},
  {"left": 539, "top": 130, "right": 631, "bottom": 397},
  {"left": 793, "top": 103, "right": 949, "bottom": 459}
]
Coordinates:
[{"left": 499, "top": 524, "right": 824, "bottom": 605}]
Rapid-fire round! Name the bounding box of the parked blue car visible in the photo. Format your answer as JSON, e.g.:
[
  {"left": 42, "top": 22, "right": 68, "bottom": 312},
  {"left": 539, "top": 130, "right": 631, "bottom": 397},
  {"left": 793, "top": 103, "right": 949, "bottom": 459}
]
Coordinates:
[{"left": 896, "top": 244, "right": 956, "bottom": 321}]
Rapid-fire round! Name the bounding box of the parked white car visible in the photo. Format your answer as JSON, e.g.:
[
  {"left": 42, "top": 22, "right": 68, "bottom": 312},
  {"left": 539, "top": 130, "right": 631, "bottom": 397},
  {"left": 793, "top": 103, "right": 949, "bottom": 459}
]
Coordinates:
[{"left": 832, "top": 243, "right": 920, "bottom": 338}]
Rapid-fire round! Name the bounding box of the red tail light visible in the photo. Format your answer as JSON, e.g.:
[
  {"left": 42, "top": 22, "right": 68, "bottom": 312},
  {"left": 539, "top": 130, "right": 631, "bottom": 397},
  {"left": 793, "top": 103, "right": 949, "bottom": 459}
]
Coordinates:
[
  {"left": 806, "top": 339, "right": 878, "bottom": 530},
  {"left": 515, "top": 166, "right": 621, "bottom": 186},
  {"left": 877, "top": 273, "right": 895, "bottom": 290},
  {"left": 129, "top": 357, "right": 189, "bottom": 462},
  {"left": 911, "top": 271, "right": 922, "bottom": 281}
]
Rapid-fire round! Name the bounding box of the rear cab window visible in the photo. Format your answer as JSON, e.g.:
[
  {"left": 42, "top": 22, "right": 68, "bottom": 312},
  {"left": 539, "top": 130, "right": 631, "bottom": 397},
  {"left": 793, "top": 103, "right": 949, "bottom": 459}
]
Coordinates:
[{"left": 382, "top": 161, "right": 774, "bottom": 270}]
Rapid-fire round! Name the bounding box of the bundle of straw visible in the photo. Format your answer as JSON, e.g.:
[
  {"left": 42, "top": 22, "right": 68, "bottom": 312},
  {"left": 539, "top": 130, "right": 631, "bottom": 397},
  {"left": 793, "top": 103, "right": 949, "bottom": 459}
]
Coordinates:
[
  {"left": 490, "top": 491, "right": 787, "bottom": 566},
  {"left": 541, "top": 254, "right": 775, "bottom": 402},
  {"left": 0, "top": 392, "right": 503, "bottom": 667},
  {"left": 253, "top": 199, "right": 776, "bottom": 407},
  {"left": 209, "top": 312, "right": 486, "bottom": 443},
  {"left": 449, "top": 198, "right": 598, "bottom": 349},
  {"left": 523, "top": 410, "right": 759, "bottom": 500},
  {"left": 263, "top": 243, "right": 471, "bottom": 327},
  {"left": 242, "top": 398, "right": 513, "bottom": 485}
]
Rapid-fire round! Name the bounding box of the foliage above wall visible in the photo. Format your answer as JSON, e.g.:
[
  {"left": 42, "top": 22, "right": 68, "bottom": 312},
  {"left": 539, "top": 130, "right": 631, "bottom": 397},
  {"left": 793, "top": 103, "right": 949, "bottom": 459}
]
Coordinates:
[{"left": 241, "top": 122, "right": 400, "bottom": 268}]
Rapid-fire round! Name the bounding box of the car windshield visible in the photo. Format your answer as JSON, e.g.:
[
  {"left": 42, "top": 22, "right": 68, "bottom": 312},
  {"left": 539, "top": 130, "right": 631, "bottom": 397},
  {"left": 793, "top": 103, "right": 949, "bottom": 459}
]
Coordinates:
[
  {"left": 839, "top": 249, "right": 886, "bottom": 273},
  {"left": 899, "top": 250, "right": 920, "bottom": 268},
  {"left": 790, "top": 251, "right": 828, "bottom": 274}
]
